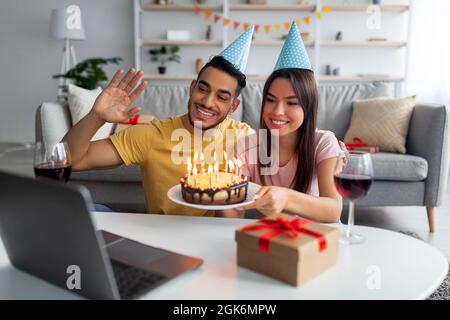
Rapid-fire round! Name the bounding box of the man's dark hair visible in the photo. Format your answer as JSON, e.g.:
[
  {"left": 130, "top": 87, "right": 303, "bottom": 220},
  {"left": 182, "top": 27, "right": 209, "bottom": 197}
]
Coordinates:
[{"left": 197, "top": 56, "right": 247, "bottom": 97}]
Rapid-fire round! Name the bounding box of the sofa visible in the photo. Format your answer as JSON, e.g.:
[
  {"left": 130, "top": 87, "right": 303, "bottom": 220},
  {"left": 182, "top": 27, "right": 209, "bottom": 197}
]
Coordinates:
[{"left": 35, "top": 81, "right": 450, "bottom": 232}]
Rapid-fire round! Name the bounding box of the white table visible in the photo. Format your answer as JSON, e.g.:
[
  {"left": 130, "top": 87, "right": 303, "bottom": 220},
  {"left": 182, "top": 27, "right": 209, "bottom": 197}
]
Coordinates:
[{"left": 0, "top": 212, "right": 448, "bottom": 300}]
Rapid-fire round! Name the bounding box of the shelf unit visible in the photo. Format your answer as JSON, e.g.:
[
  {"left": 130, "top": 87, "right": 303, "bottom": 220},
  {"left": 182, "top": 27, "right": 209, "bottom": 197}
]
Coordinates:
[{"left": 134, "top": 0, "right": 411, "bottom": 89}]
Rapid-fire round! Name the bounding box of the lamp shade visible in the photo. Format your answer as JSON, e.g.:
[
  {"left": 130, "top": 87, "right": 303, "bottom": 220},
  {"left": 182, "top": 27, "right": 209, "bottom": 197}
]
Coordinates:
[{"left": 49, "top": 7, "right": 86, "bottom": 40}]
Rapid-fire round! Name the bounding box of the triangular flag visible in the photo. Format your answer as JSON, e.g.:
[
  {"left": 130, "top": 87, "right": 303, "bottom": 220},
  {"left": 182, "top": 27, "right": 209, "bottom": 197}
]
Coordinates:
[
  {"left": 274, "top": 24, "right": 281, "bottom": 32},
  {"left": 217, "top": 26, "right": 254, "bottom": 73},
  {"left": 295, "top": 19, "right": 300, "bottom": 28},
  {"left": 314, "top": 12, "right": 322, "bottom": 19},
  {"left": 194, "top": 5, "right": 201, "bottom": 15},
  {"left": 322, "top": 5, "right": 331, "bottom": 13},
  {"left": 303, "top": 16, "right": 310, "bottom": 25},
  {"left": 243, "top": 23, "right": 250, "bottom": 31},
  {"left": 274, "top": 21, "right": 312, "bottom": 71},
  {"left": 214, "top": 14, "right": 220, "bottom": 24},
  {"left": 254, "top": 25, "right": 260, "bottom": 33},
  {"left": 223, "top": 18, "right": 230, "bottom": 27},
  {"left": 233, "top": 21, "right": 240, "bottom": 30},
  {"left": 263, "top": 24, "right": 271, "bottom": 33},
  {"left": 204, "top": 10, "right": 212, "bottom": 20},
  {"left": 284, "top": 22, "right": 290, "bottom": 31}
]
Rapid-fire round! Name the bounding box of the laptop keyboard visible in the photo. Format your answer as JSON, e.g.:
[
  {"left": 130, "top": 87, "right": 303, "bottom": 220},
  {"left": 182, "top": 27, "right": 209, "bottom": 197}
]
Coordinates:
[{"left": 110, "top": 259, "right": 167, "bottom": 300}]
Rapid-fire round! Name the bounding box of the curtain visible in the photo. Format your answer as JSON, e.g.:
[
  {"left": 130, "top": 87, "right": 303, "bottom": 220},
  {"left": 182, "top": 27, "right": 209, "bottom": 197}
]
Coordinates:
[{"left": 406, "top": 0, "right": 450, "bottom": 108}]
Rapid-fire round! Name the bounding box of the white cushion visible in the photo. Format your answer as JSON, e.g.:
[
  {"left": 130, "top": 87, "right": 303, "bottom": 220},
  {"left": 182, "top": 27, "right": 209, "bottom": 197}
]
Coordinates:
[{"left": 67, "top": 84, "right": 115, "bottom": 141}]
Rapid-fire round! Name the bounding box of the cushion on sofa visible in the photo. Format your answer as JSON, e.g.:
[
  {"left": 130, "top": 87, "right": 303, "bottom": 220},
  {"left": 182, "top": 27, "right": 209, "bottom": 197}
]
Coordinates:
[
  {"left": 370, "top": 152, "right": 427, "bottom": 181},
  {"left": 344, "top": 96, "right": 416, "bottom": 153}
]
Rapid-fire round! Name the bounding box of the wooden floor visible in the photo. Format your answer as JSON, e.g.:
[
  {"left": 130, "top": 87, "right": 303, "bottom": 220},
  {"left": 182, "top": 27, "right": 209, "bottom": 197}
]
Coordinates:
[{"left": 1, "top": 142, "right": 450, "bottom": 262}]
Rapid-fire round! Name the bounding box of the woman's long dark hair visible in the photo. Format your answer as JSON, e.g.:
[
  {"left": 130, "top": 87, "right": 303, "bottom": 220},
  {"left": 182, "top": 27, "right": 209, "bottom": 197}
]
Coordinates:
[{"left": 258, "top": 68, "right": 318, "bottom": 193}]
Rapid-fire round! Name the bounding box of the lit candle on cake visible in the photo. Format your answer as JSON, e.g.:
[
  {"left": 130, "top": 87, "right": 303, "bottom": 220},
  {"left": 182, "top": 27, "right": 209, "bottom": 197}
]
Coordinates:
[
  {"left": 224, "top": 151, "right": 228, "bottom": 173},
  {"left": 208, "top": 164, "right": 213, "bottom": 189},
  {"left": 229, "top": 160, "right": 235, "bottom": 184},
  {"left": 192, "top": 166, "right": 198, "bottom": 188},
  {"left": 187, "top": 157, "right": 192, "bottom": 185},
  {"left": 200, "top": 152, "right": 205, "bottom": 177},
  {"left": 235, "top": 159, "right": 242, "bottom": 180},
  {"left": 214, "top": 161, "right": 219, "bottom": 185}
]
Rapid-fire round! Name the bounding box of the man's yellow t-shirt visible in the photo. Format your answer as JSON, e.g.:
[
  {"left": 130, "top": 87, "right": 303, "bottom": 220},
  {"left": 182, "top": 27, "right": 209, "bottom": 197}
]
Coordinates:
[{"left": 110, "top": 115, "right": 252, "bottom": 216}]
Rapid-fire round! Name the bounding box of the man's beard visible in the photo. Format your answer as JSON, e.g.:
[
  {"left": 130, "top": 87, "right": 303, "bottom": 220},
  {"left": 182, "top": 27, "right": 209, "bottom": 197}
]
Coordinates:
[{"left": 187, "top": 100, "right": 230, "bottom": 131}]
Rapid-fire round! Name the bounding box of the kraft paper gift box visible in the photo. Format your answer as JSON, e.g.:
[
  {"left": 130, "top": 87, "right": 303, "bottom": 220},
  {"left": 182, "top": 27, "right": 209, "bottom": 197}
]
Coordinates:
[
  {"left": 114, "top": 114, "right": 155, "bottom": 133},
  {"left": 235, "top": 213, "right": 340, "bottom": 286}
]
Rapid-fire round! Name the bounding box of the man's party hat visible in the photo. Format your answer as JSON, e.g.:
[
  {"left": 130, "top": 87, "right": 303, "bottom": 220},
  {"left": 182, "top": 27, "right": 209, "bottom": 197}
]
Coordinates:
[
  {"left": 274, "top": 21, "right": 312, "bottom": 71},
  {"left": 217, "top": 26, "right": 254, "bottom": 73}
]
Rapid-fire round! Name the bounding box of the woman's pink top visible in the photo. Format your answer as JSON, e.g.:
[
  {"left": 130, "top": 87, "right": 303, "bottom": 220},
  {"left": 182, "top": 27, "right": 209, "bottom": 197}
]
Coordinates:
[{"left": 237, "top": 130, "right": 341, "bottom": 197}]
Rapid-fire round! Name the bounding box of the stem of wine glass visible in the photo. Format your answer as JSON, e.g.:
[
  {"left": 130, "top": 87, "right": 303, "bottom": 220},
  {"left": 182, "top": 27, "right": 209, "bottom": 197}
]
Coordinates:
[{"left": 346, "top": 200, "right": 355, "bottom": 238}]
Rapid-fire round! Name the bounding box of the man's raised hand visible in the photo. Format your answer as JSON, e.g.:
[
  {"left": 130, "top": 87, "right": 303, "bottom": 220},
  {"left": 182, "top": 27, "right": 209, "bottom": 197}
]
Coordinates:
[{"left": 90, "top": 68, "right": 147, "bottom": 123}]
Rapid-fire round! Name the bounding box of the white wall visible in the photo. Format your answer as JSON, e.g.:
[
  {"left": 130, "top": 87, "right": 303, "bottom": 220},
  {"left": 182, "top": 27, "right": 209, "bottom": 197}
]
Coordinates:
[
  {"left": 0, "top": 0, "right": 409, "bottom": 143},
  {"left": 0, "top": 0, "right": 134, "bottom": 143}
]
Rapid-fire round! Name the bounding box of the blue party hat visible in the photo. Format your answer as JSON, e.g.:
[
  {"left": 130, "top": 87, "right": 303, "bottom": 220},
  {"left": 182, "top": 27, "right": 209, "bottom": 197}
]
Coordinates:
[
  {"left": 274, "top": 21, "right": 312, "bottom": 71},
  {"left": 218, "top": 26, "right": 254, "bottom": 73}
]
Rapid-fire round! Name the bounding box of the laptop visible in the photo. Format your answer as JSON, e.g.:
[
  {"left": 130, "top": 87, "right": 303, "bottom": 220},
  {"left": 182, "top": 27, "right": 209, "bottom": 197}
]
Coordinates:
[{"left": 0, "top": 171, "right": 203, "bottom": 300}]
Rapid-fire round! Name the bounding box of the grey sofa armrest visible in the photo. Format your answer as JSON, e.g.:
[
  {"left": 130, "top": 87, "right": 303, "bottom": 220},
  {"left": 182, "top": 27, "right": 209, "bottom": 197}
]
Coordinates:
[
  {"left": 406, "top": 103, "right": 450, "bottom": 206},
  {"left": 35, "top": 102, "right": 72, "bottom": 144}
]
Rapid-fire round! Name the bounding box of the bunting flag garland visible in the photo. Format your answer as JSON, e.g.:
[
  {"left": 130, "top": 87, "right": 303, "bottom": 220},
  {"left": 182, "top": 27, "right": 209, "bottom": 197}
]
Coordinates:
[
  {"left": 204, "top": 10, "right": 212, "bottom": 21},
  {"left": 193, "top": 5, "right": 331, "bottom": 33}
]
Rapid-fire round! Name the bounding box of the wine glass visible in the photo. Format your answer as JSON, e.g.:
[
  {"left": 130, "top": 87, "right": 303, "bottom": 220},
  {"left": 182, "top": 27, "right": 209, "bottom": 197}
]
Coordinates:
[
  {"left": 33, "top": 141, "right": 72, "bottom": 183},
  {"left": 334, "top": 150, "right": 374, "bottom": 244}
]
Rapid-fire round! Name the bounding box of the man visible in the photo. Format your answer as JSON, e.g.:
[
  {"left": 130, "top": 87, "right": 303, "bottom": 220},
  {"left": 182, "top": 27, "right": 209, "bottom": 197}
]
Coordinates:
[{"left": 64, "top": 28, "right": 255, "bottom": 216}]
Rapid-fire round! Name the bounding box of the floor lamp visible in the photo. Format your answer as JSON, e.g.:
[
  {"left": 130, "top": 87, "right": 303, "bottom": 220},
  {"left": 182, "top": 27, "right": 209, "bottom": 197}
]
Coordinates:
[{"left": 49, "top": 7, "right": 86, "bottom": 101}]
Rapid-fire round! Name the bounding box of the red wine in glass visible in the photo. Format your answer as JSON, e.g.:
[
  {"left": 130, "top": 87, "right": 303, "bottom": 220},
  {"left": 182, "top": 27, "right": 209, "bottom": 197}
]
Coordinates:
[
  {"left": 34, "top": 161, "right": 72, "bottom": 183},
  {"left": 34, "top": 142, "right": 72, "bottom": 184},
  {"left": 333, "top": 151, "right": 373, "bottom": 245},
  {"left": 334, "top": 174, "right": 373, "bottom": 201}
]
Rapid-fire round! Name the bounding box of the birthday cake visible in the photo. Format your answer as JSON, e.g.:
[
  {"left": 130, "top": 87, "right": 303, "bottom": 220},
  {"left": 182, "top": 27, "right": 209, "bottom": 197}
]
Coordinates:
[
  {"left": 181, "top": 171, "right": 248, "bottom": 205},
  {"left": 180, "top": 153, "right": 248, "bottom": 205}
]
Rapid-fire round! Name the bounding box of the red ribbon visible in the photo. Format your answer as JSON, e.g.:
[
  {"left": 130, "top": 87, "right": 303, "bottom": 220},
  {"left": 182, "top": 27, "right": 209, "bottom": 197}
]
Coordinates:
[
  {"left": 240, "top": 216, "right": 327, "bottom": 253},
  {"left": 345, "top": 137, "right": 367, "bottom": 150},
  {"left": 119, "top": 114, "right": 140, "bottom": 125}
]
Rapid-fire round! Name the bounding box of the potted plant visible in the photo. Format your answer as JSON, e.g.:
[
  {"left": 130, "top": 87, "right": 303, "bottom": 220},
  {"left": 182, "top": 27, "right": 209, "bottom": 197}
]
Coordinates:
[
  {"left": 52, "top": 57, "right": 122, "bottom": 90},
  {"left": 148, "top": 45, "right": 181, "bottom": 74}
]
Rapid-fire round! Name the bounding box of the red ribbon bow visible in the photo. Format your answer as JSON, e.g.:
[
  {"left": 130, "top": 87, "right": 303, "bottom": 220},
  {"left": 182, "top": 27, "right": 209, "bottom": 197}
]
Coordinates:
[
  {"left": 120, "top": 114, "right": 141, "bottom": 125},
  {"left": 240, "top": 216, "right": 327, "bottom": 253},
  {"left": 345, "top": 137, "right": 367, "bottom": 150}
]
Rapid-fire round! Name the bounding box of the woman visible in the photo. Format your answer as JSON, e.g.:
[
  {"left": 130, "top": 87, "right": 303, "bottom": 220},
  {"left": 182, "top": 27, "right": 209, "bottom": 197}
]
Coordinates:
[{"left": 221, "top": 22, "right": 343, "bottom": 222}]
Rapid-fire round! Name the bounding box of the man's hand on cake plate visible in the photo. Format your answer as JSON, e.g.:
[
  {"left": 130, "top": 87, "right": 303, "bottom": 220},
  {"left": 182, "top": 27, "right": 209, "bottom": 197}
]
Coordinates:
[{"left": 90, "top": 68, "right": 148, "bottom": 124}]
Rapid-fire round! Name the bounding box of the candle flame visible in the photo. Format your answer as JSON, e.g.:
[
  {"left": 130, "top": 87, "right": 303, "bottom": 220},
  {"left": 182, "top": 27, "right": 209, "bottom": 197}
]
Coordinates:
[
  {"left": 214, "top": 161, "right": 219, "bottom": 173},
  {"left": 200, "top": 152, "right": 204, "bottom": 162},
  {"left": 223, "top": 151, "right": 227, "bottom": 161},
  {"left": 228, "top": 159, "right": 235, "bottom": 171},
  {"left": 193, "top": 166, "right": 197, "bottom": 175},
  {"left": 208, "top": 164, "right": 213, "bottom": 174},
  {"left": 213, "top": 151, "right": 217, "bottom": 162},
  {"left": 235, "top": 158, "right": 242, "bottom": 168},
  {"left": 193, "top": 151, "right": 198, "bottom": 162},
  {"left": 187, "top": 157, "right": 192, "bottom": 173}
]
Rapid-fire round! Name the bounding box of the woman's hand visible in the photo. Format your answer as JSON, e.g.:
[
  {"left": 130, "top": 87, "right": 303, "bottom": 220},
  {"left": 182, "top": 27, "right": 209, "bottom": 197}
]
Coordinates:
[
  {"left": 90, "top": 68, "right": 147, "bottom": 123},
  {"left": 250, "top": 186, "right": 290, "bottom": 217}
]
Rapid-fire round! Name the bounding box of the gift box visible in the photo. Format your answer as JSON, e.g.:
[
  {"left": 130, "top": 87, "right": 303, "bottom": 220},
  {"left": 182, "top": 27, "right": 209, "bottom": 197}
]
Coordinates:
[
  {"left": 114, "top": 114, "right": 155, "bottom": 133},
  {"left": 235, "top": 214, "right": 340, "bottom": 286},
  {"left": 345, "top": 137, "right": 379, "bottom": 153}
]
